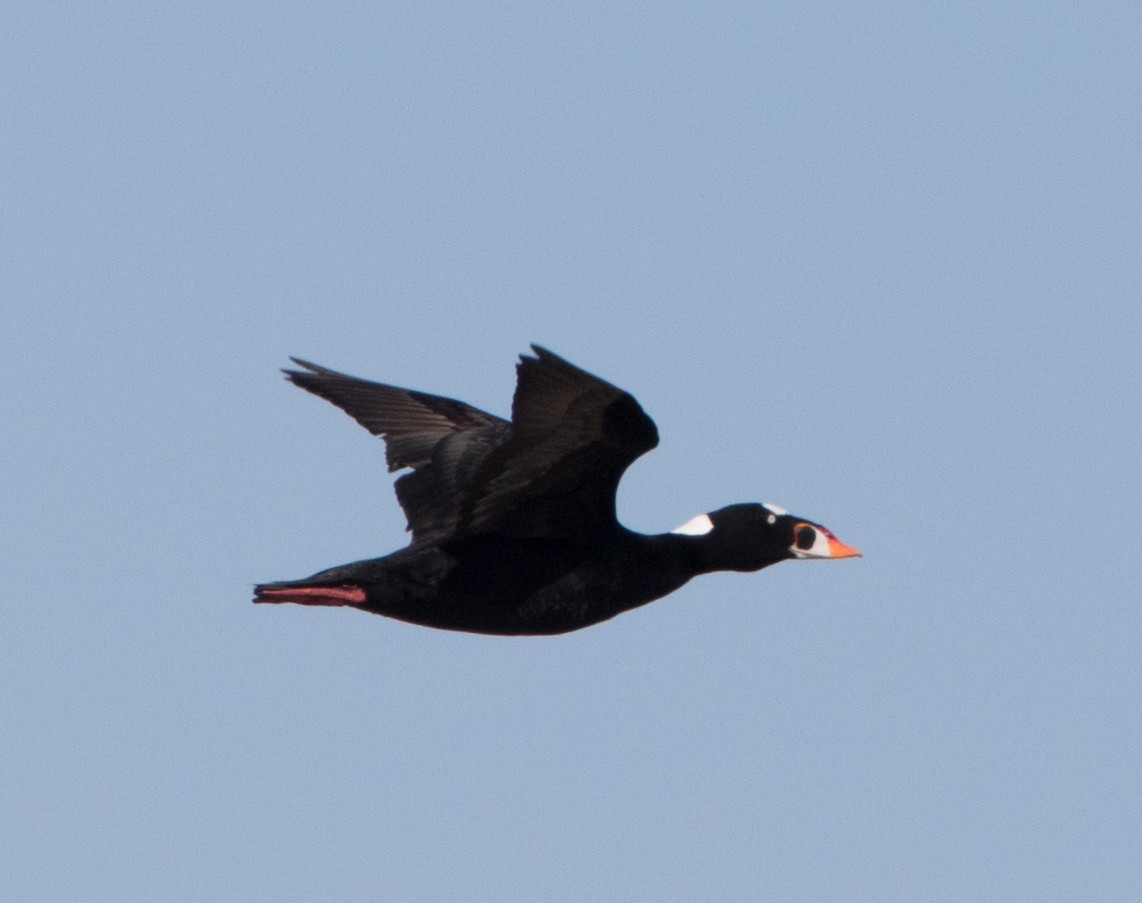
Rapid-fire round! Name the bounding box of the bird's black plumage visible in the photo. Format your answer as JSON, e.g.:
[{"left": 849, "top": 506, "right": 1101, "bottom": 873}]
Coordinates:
[{"left": 255, "top": 346, "right": 859, "bottom": 635}]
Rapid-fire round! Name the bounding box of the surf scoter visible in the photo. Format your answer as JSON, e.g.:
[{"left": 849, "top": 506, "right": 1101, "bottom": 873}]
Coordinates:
[{"left": 254, "top": 346, "right": 860, "bottom": 635}]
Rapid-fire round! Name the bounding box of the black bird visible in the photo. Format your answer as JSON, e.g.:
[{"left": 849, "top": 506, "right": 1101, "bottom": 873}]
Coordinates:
[{"left": 255, "top": 346, "right": 860, "bottom": 635}]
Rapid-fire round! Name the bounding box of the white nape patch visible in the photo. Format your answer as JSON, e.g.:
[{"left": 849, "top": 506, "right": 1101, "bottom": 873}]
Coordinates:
[
  {"left": 671, "top": 513, "right": 714, "bottom": 536},
  {"left": 762, "top": 502, "right": 789, "bottom": 516}
]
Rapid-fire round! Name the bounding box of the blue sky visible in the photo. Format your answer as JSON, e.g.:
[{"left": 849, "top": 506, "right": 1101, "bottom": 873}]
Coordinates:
[{"left": 4, "top": 2, "right": 1141, "bottom": 900}]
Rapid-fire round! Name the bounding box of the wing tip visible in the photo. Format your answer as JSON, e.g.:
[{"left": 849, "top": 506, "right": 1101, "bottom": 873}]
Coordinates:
[
  {"left": 282, "top": 356, "right": 329, "bottom": 378},
  {"left": 520, "top": 344, "right": 578, "bottom": 374}
]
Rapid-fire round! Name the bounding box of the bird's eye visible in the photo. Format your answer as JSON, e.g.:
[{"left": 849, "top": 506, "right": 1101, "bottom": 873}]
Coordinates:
[{"left": 795, "top": 525, "right": 816, "bottom": 550}]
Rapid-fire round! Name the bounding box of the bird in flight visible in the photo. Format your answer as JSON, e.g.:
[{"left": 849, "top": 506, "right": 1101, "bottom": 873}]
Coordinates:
[{"left": 255, "top": 346, "right": 860, "bottom": 634}]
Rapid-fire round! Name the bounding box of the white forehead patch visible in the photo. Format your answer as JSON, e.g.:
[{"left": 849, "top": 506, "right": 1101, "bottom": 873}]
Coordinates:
[
  {"left": 671, "top": 513, "right": 714, "bottom": 536},
  {"left": 762, "top": 502, "right": 788, "bottom": 516}
]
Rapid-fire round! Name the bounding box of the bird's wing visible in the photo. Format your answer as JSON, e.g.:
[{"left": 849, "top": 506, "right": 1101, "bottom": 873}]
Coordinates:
[
  {"left": 283, "top": 348, "right": 658, "bottom": 545},
  {"left": 285, "top": 358, "right": 512, "bottom": 542},
  {"left": 455, "top": 345, "right": 660, "bottom": 541},
  {"left": 284, "top": 358, "right": 507, "bottom": 473}
]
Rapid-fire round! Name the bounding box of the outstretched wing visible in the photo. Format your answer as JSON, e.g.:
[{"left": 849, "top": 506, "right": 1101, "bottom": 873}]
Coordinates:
[
  {"left": 284, "top": 358, "right": 507, "bottom": 473},
  {"left": 284, "top": 358, "right": 512, "bottom": 542},
  {"left": 283, "top": 347, "right": 658, "bottom": 545},
  {"left": 458, "top": 345, "right": 659, "bottom": 541}
]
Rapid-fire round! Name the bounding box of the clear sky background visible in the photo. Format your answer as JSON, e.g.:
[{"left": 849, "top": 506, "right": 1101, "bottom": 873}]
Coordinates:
[{"left": 4, "top": 2, "right": 1140, "bottom": 900}]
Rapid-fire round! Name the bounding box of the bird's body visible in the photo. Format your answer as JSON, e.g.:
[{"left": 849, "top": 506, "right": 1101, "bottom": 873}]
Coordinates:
[
  {"left": 255, "top": 346, "right": 859, "bottom": 635},
  {"left": 262, "top": 530, "right": 698, "bottom": 635}
]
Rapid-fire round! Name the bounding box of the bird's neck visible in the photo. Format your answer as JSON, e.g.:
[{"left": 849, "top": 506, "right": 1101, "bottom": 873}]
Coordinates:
[{"left": 652, "top": 530, "right": 780, "bottom": 575}]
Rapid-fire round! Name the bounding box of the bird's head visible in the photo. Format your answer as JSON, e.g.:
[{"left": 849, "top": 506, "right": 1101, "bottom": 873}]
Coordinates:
[{"left": 671, "top": 502, "right": 861, "bottom": 572}]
